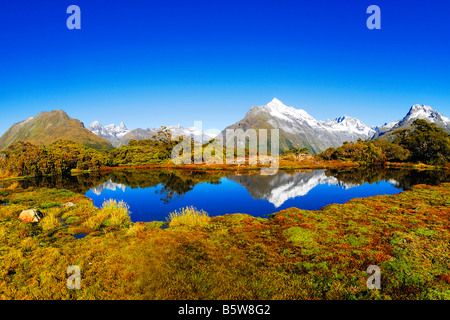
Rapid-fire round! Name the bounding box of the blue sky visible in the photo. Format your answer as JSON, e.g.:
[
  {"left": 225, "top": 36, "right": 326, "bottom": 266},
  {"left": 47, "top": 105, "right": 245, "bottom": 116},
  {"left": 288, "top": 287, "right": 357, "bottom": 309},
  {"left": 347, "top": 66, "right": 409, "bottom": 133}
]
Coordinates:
[{"left": 1, "top": 0, "right": 449, "bottom": 135}]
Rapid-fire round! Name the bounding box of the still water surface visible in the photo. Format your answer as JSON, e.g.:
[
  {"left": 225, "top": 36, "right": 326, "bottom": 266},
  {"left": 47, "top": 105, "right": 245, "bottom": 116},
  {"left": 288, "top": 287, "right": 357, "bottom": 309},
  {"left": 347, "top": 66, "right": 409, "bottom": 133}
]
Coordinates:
[{"left": 3, "top": 168, "right": 447, "bottom": 222}]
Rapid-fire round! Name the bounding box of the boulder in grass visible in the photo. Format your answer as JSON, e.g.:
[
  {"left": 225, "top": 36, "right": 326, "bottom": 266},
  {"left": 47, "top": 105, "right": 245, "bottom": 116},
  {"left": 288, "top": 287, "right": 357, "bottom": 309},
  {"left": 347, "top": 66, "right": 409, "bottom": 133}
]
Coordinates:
[
  {"left": 19, "top": 209, "right": 43, "bottom": 223},
  {"left": 62, "top": 202, "right": 76, "bottom": 208},
  {"left": 295, "top": 153, "right": 314, "bottom": 161}
]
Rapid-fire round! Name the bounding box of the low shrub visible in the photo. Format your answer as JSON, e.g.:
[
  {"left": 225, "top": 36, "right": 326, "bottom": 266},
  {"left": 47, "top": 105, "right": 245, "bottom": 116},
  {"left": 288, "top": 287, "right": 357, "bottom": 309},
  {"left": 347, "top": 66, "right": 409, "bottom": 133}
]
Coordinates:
[
  {"left": 167, "top": 206, "right": 210, "bottom": 228},
  {"left": 84, "top": 199, "right": 131, "bottom": 230}
]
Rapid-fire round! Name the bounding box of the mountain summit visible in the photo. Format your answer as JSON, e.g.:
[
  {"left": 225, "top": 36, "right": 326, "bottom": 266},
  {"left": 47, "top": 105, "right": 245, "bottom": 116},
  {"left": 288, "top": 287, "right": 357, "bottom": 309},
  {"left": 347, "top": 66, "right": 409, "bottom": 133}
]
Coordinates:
[
  {"left": 221, "top": 98, "right": 375, "bottom": 153},
  {"left": 372, "top": 104, "right": 450, "bottom": 140},
  {"left": 0, "top": 110, "right": 113, "bottom": 151},
  {"left": 88, "top": 121, "right": 131, "bottom": 147},
  {"left": 400, "top": 104, "right": 450, "bottom": 127}
]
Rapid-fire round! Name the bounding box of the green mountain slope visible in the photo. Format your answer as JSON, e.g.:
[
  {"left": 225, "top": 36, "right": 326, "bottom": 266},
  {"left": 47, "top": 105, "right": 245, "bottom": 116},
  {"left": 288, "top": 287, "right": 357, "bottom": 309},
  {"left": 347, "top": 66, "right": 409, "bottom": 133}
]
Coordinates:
[{"left": 0, "top": 110, "right": 114, "bottom": 151}]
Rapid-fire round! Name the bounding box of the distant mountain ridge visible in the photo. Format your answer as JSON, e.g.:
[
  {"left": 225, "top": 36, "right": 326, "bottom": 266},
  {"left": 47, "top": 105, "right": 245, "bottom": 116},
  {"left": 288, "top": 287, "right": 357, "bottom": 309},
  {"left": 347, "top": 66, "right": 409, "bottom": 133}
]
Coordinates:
[
  {"left": 116, "top": 125, "right": 217, "bottom": 147},
  {"left": 0, "top": 110, "right": 113, "bottom": 151}
]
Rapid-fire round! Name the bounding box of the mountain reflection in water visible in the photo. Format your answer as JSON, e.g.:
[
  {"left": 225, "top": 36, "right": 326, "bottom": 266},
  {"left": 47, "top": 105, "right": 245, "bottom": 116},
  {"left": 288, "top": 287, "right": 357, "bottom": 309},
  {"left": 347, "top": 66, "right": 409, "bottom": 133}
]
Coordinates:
[
  {"left": 90, "top": 179, "right": 127, "bottom": 196},
  {"left": 228, "top": 171, "right": 359, "bottom": 207},
  {"left": 2, "top": 168, "right": 449, "bottom": 221}
]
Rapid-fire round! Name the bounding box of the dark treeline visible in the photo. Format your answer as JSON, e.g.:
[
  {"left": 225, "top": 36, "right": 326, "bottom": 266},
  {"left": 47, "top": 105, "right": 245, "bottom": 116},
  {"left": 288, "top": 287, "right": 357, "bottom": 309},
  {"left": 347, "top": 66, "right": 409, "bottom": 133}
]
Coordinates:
[{"left": 0, "top": 140, "right": 111, "bottom": 177}]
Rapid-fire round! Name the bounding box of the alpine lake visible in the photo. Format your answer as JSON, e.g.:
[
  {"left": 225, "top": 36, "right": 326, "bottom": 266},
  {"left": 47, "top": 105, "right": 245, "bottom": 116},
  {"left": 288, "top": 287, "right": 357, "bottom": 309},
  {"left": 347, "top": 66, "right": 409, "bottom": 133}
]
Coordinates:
[{"left": 1, "top": 167, "right": 449, "bottom": 222}]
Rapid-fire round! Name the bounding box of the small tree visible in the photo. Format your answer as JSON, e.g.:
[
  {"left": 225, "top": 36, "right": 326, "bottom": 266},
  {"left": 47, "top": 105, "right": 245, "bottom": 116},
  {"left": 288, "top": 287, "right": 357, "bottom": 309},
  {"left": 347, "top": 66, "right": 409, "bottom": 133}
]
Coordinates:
[
  {"left": 282, "top": 147, "right": 311, "bottom": 155},
  {"left": 371, "top": 139, "right": 410, "bottom": 162},
  {"left": 393, "top": 119, "right": 450, "bottom": 165}
]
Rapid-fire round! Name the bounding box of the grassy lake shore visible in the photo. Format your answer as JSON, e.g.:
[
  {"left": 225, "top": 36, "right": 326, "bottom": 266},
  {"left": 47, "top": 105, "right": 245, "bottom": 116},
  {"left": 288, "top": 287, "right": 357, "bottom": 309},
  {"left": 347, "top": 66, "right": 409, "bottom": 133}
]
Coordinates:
[{"left": 0, "top": 181, "right": 449, "bottom": 300}]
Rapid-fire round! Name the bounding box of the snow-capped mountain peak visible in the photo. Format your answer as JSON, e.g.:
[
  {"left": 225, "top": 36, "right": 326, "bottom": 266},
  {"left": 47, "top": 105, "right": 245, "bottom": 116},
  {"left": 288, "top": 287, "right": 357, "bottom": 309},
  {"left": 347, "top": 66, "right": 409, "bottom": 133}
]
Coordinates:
[
  {"left": 88, "top": 121, "right": 131, "bottom": 147},
  {"left": 261, "top": 98, "right": 316, "bottom": 124},
  {"left": 410, "top": 104, "right": 434, "bottom": 113},
  {"left": 402, "top": 104, "right": 450, "bottom": 125},
  {"left": 267, "top": 97, "right": 283, "bottom": 106},
  {"left": 117, "top": 122, "right": 127, "bottom": 130}
]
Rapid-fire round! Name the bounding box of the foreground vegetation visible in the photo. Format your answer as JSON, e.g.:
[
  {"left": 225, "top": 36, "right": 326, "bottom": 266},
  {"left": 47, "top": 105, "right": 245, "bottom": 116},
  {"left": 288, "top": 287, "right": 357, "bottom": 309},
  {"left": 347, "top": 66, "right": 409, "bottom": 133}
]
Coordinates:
[{"left": 0, "top": 182, "right": 448, "bottom": 300}]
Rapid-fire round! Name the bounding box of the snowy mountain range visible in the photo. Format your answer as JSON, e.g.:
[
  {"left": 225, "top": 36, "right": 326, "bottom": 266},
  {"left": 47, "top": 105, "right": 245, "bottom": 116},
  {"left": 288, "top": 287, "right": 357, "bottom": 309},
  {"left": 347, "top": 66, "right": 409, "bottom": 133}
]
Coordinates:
[
  {"left": 88, "top": 121, "right": 131, "bottom": 147},
  {"left": 88, "top": 122, "right": 218, "bottom": 148},
  {"left": 261, "top": 98, "right": 374, "bottom": 138},
  {"left": 86, "top": 98, "right": 449, "bottom": 153}
]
